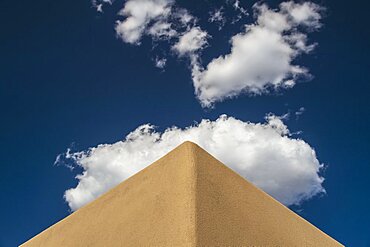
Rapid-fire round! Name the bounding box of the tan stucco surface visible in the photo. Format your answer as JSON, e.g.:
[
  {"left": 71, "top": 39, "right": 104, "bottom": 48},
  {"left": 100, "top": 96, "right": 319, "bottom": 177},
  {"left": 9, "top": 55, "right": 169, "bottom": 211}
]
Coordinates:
[{"left": 21, "top": 141, "right": 343, "bottom": 247}]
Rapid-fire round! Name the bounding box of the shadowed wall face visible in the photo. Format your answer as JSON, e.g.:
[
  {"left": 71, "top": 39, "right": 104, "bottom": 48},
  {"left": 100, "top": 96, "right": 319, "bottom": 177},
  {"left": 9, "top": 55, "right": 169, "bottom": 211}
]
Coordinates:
[
  {"left": 193, "top": 145, "right": 342, "bottom": 246},
  {"left": 21, "top": 142, "right": 343, "bottom": 247}
]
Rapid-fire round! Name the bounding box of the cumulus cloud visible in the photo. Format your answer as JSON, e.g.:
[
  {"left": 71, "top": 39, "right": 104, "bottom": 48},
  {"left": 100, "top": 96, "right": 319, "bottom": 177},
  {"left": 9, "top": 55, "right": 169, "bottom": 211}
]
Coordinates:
[
  {"left": 192, "top": 1, "right": 324, "bottom": 107},
  {"left": 114, "top": 0, "right": 200, "bottom": 45},
  {"left": 115, "top": 0, "right": 174, "bottom": 44},
  {"left": 58, "top": 114, "right": 325, "bottom": 211},
  {"left": 114, "top": 0, "right": 209, "bottom": 67},
  {"left": 172, "top": 27, "right": 209, "bottom": 57}
]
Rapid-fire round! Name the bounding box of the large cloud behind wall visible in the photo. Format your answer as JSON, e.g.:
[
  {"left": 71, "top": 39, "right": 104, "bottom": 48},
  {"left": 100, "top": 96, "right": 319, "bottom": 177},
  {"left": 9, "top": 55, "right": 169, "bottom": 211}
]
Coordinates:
[{"left": 57, "top": 114, "right": 325, "bottom": 211}]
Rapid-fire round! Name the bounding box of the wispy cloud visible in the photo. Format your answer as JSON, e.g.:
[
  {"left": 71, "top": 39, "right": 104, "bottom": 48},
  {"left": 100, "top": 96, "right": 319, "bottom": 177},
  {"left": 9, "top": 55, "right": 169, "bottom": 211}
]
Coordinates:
[{"left": 208, "top": 7, "right": 226, "bottom": 30}]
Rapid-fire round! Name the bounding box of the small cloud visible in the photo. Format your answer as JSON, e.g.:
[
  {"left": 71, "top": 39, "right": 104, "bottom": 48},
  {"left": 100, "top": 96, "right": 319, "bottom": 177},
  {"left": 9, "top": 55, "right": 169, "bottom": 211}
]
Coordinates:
[
  {"left": 92, "top": 0, "right": 113, "bottom": 13},
  {"left": 232, "top": 0, "right": 248, "bottom": 16},
  {"left": 114, "top": 0, "right": 198, "bottom": 45},
  {"left": 208, "top": 7, "right": 226, "bottom": 30},
  {"left": 172, "top": 27, "right": 209, "bottom": 57},
  {"left": 154, "top": 57, "right": 167, "bottom": 69},
  {"left": 229, "top": 0, "right": 248, "bottom": 24},
  {"left": 295, "top": 107, "right": 306, "bottom": 119},
  {"left": 96, "top": 4, "right": 103, "bottom": 13},
  {"left": 148, "top": 21, "right": 177, "bottom": 40},
  {"left": 115, "top": 0, "right": 174, "bottom": 44}
]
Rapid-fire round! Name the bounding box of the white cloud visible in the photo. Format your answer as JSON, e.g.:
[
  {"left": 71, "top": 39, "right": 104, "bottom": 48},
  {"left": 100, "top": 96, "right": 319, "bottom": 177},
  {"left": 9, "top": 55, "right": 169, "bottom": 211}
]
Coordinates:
[
  {"left": 231, "top": 0, "right": 248, "bottom": 16},
  {"left": 92, "top": 0, "right": 113, "bottom": 13},
  {"left": 148, "top": 21, "right": 177, "bottom": 40},
  {"left": 173, "top": 8, "right": 194, "bottom": 25},
  {"left": 172, "top": 27, "right": 209, "bottom": 57},
  {"left": 229, "top": 0, "right": 248, "bottom": 23},
  {"left": 192, "top": 1, "right": 323, "bottom": 107},
  {"left": 58, "top": 114, "right": 325, "bottom": 211},
  {"left": 114, "top": 0, "right": 198, "bottom": 45},
  {"left": 113, "top": 0, "right": 209, "bottom": 68},
  {"left": 280, "top": 1, "right": 323, "bottom": 29},
  {"left": 154, "top": 57, "right": 167, "bottom": 69},
  {"left": 115, "top": 0, "right": 174, "bottom": 44},
  {"left": 209, "top": 7, "right": 226, "bottom": 30},
  {"left": 111, "top": 1, "right": 323, "bottom": 107}
]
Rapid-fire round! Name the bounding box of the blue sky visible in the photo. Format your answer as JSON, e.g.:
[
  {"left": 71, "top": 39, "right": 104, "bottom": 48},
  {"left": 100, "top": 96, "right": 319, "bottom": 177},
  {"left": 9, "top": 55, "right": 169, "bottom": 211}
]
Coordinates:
[{"left": 1, "top": 0, "right": 370, "bottom": 246}]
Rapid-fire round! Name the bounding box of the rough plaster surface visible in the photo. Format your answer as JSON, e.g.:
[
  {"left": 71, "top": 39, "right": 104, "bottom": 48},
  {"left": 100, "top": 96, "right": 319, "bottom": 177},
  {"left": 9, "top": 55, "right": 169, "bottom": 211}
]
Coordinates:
[{"left": 21, "top": 141, "right": 343, "bottom": 246}]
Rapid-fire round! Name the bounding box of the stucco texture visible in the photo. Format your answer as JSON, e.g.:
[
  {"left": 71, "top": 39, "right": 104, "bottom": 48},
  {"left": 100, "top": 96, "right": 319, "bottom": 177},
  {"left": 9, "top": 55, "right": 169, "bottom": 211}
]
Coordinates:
[{"left": 21, "top": 141, "right": 343, "bottom": 247}]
